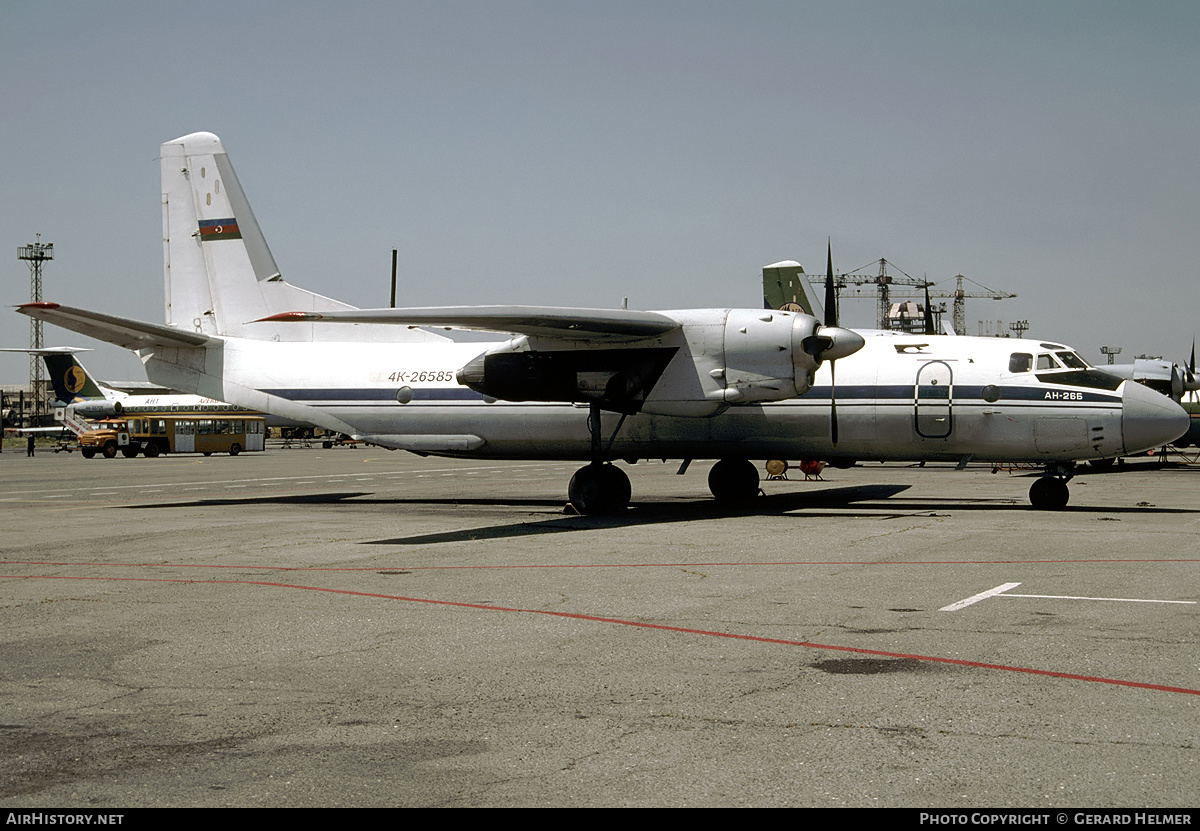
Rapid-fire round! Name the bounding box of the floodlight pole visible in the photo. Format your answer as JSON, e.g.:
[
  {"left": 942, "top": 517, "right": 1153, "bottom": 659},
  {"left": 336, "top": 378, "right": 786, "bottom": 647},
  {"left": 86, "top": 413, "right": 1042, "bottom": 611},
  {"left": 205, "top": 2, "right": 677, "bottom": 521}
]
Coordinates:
[{"left": 18, "top": 235, "right": 53, "bottom": 425}]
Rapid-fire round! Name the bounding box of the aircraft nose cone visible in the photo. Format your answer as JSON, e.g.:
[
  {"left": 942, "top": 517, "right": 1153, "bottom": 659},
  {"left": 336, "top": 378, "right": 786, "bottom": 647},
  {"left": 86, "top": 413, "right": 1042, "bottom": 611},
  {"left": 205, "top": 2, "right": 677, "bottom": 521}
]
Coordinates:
[{"left": 1121, "top": 380, "right": 1189, "bottom": 454}]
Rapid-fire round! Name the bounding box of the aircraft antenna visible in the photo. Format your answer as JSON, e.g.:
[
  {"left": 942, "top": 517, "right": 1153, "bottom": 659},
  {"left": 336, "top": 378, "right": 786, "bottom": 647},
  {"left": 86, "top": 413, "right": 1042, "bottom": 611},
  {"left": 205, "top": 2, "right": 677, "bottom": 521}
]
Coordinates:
[
  {"left": 18, "top": 235, "right": 53, "bottom": 425},
  {"left": 390, "top": 249, "right": 397, "bottom": 308}
]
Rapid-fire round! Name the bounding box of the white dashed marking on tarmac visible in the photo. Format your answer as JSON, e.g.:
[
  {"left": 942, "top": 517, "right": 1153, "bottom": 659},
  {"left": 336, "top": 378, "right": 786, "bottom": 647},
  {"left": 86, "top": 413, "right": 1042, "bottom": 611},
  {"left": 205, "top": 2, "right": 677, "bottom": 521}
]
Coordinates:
[{"left": 940, "top": 582, "right": 1022, "bottom": 612}]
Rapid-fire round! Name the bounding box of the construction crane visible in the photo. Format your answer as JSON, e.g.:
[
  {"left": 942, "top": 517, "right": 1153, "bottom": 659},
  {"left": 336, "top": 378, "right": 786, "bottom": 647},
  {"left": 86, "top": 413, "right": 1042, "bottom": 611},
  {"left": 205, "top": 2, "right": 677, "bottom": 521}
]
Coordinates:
[{"left": 806, "top": 258, "right": 1016, "bottom": 333}]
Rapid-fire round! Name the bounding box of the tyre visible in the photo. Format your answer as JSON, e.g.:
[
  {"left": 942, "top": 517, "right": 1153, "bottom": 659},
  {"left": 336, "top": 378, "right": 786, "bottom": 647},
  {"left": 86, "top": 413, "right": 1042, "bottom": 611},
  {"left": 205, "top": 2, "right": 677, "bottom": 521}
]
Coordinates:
[
  {"left": 567, "top": 463, "right": 631, "bottom": 514},
  {"left": 1029, "top": 477, "right": 1069, "bottom": 510},
  {"left": 102, "top": 442, "right": 118, "bottom": 459},
  {"left": 229, "top": 443, "right": 241, "bottom": 456},
  {"left": 708, "top": 459, "right": 759, "bottom": 504}
]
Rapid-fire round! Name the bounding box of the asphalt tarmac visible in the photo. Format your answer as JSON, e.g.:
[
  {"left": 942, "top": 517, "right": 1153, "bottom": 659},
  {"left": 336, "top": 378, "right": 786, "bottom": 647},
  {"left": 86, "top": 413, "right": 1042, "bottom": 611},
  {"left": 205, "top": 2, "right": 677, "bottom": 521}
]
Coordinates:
[{"left": 2, "top": 443, "right": 1197, "bottom": 807}]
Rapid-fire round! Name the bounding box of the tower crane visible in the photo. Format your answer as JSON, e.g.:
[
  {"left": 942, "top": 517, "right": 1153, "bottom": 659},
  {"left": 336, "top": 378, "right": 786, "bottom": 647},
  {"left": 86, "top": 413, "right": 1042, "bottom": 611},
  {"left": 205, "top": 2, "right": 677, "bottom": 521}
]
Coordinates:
[{"left": 806, "top": 258, "right": 1016, "bottom": 334}]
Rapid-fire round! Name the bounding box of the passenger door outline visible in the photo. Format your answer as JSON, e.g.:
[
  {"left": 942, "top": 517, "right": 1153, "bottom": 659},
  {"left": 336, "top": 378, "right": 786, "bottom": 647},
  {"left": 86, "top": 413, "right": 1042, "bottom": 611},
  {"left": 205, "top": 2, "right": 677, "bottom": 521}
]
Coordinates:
[{"left": 915, "top": 361, "right": 953, "bottom": 439}]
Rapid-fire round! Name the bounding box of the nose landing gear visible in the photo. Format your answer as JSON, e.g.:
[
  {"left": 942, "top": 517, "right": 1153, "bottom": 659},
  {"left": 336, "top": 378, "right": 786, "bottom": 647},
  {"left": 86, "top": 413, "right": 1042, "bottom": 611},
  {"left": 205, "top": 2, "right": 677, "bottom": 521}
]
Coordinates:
[{"left": 1029, "top": 462, "right": 1074, "bottom": 510}]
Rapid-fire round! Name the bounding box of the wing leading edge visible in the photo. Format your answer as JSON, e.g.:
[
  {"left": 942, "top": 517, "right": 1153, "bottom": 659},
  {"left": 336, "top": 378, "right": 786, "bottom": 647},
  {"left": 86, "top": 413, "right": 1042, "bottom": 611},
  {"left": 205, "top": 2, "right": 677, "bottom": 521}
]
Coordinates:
[{"left": 257, "top": 305, "right": 680, "bottom": 341}]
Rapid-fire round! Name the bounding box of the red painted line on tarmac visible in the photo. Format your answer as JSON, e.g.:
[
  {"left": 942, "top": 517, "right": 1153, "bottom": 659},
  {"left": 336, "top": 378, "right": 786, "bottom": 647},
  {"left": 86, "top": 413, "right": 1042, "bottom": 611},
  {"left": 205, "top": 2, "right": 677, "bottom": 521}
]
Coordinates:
[
  {"left": 3, "top": 557, "right": 1199, "bottom": 572},
  {"left": 5, "top": 572, "right": 1199, "bottom": 698}
]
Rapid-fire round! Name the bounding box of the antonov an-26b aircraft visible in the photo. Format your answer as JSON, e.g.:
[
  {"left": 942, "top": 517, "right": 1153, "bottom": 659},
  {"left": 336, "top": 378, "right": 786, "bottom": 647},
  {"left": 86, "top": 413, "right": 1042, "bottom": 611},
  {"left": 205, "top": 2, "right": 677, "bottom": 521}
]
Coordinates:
[{"left": 19, "top": 132, "right": 1187, "bottom": 512}]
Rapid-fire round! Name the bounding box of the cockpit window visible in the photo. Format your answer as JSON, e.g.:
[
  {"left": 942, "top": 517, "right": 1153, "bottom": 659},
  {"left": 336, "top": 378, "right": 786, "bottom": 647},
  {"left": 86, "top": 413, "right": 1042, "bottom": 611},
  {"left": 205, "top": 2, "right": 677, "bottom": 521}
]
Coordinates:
[
  {"left": 1055, "top": 351, "right": 1089, "bottom": 369},
  {"left": 1034, "top": 369, "right": 1124, "bottom": 391},
  {"left": 1036, "top": 353, "right": 1061, "bottom": 370},
  {"left": 1009, "top": 353, "right": 1033, "bottom": 373}
]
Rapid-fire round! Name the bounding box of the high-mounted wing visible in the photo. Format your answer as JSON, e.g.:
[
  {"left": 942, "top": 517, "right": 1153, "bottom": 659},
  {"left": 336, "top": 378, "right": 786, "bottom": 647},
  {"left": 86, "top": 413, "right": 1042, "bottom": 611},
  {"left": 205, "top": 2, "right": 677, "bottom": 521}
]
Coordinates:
[{"left": 259, "top": 305, "right": 680, "bottom": 341}]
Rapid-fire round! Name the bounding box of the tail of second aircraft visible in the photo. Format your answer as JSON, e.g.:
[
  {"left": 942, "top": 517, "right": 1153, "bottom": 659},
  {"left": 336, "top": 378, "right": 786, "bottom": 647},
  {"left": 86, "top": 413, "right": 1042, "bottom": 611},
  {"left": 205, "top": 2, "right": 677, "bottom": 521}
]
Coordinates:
[
  {"left": 40, "top": 350, "right": 113, "bottom": 403},
  {"left": 0, "top": 348, "right": 112, "bottom": 403},
  {"left": 160, "top": 132, "right": 447, "bottom": 344}
]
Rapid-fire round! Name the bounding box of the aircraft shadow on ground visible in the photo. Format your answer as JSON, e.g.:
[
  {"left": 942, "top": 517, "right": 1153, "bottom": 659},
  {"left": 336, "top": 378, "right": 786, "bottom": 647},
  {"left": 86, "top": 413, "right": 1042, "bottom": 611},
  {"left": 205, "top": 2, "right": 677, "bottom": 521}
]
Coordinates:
[
  {"left": 124, "top": 483, "right": 1200, "bottom": 547},
  {"left": 370, "top": 487, "right": 1200, "bottom": 546}
]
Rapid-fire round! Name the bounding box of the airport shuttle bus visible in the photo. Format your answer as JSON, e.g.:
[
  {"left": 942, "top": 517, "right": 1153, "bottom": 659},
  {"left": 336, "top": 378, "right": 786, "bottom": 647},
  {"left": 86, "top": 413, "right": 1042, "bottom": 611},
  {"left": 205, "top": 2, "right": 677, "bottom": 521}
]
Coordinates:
[{"left": 78, "top": 414, "right": 266, "bottom": 458}]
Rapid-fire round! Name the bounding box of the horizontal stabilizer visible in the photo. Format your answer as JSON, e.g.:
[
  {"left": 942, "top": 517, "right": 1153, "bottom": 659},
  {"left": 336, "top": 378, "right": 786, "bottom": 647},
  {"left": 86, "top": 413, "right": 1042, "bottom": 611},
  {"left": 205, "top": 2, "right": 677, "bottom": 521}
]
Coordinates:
[
  {"left": 17, "top": 303, "right": 216, "bottom": 350},
  {"left": 259, "top": 305, "right": 681, "bottom": 341}
]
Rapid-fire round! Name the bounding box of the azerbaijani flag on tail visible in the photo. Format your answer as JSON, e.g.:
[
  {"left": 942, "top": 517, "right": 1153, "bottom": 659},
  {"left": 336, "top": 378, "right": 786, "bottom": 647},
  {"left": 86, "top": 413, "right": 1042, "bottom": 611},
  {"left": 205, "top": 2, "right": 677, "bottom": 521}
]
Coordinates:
[{"left": 198, "top": 218, "right": 242, "bottom": 241}]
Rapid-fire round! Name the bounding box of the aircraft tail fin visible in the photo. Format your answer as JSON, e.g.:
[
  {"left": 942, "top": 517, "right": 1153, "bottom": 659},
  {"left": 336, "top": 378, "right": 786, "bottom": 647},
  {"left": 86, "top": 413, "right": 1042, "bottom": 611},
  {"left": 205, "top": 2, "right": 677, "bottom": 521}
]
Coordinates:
[
  {"left": 40, "top": 351, "right": 112, "bottom": 403},
  {"left": 762, "top": 260, "right": 825, "bottom": 320},
  {"left": 0, "top": 347, "right": 110, "bottom": 402},
  {"left": 160, "top": 132, "right": 447, "bottom": 343}
]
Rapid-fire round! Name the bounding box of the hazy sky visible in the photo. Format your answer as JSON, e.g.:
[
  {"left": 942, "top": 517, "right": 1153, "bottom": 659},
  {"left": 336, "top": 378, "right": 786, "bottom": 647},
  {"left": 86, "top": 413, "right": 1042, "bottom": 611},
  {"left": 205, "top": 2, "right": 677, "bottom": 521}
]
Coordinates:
[{"left": 3, "top": 0, "right": 1198, "bottom": 385}]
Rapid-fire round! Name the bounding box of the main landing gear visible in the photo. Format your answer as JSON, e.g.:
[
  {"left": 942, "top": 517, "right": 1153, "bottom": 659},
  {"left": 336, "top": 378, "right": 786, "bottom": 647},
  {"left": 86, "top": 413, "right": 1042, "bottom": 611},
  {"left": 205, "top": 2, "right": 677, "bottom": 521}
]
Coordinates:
[
  {"left": 568, "top": 456, "right": 762, "bottom": 514},
  {"left": 566, "top": 405, "right": 763, "bottom": 514},
  {"left": 1029, "top": 462, "right": 1074, "bottom": 510},
  {"left": 566, "top": 405, "right": 765, "bottom": 514},
  {"left": 567, "top": 404, "right": 632, "bottom": 515},
  {"left": 567, "top": 462, "right": 632, "bottom": 515},
  {"left": 707, "top": 458, "right": 760, "bottom": 504}
]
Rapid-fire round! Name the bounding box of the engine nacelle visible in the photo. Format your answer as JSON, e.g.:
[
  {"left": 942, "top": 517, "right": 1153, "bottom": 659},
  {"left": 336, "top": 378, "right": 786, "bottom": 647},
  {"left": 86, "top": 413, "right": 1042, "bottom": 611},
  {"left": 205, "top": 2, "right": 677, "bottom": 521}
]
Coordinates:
[
  {"left": 69, "top": 399, "right": 122, "bottom": 418},
  {"left": 650, "top": 308, "right": 862, "bottom": 412},
  {"left": 455, "top": 308, "right": 863, "bottom": 417},
  {"left": 718, "top": 309, "right": 828, "bottom": 403}
]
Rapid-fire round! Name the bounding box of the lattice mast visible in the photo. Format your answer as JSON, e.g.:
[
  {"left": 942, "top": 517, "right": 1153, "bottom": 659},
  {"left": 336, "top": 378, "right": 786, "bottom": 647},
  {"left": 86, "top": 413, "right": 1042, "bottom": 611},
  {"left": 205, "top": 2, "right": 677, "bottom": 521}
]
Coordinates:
[{"left": 18, "top": 235, "right": 53, "bottom": 421}]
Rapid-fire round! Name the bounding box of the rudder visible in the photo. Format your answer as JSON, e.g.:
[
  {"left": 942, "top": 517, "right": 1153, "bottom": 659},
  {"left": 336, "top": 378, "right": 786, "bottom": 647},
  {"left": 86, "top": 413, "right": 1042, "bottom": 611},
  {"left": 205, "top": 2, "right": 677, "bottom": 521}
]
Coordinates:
[{"left": 160, "top": 132, "right": 448, "bottom": 343}]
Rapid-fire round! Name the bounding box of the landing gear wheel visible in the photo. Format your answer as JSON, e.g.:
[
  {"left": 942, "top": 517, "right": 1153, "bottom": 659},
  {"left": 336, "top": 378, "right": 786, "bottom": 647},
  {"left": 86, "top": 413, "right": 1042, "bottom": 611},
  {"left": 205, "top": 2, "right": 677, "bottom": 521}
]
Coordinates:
[
  {"left": 568, "top": 463, "right": 631, "bottom": 515},
  {"left": 708, "top": 458, "right": 760, "bottom": 504},
  {"left": 1029, "top": 477, "right": 1069, "bottom": 510}
]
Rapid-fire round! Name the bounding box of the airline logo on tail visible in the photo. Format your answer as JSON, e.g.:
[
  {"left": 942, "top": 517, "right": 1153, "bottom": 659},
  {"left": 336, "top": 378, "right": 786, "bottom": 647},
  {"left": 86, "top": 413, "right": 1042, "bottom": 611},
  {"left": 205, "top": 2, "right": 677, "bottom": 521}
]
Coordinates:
[
  {"left": 63, "top": 365, "right": 87, "bottom": 394},
  {"left": 197, "top": 218, "right": 242, "bottom": 241}
]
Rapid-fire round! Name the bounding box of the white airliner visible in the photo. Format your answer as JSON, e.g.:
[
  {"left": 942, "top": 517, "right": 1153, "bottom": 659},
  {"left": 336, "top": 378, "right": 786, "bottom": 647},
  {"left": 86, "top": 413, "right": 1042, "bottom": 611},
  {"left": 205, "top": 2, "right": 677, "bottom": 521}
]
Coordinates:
[
  {"left": 1, "top": 347, "right": 250, "bottom": 420},
  {"left": 18, "top": 132, "right": 1187, "bottom": 511},
  {"left": 0, "top": 347, "right": 308, "bottom": 433}
]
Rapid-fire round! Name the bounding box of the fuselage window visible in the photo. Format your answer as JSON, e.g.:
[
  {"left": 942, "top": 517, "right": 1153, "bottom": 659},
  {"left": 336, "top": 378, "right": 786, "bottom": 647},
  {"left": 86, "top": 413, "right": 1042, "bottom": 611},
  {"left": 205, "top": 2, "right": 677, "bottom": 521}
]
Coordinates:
[{"left": 1009, "top": 353, "right": 1033, "bottom": 373}]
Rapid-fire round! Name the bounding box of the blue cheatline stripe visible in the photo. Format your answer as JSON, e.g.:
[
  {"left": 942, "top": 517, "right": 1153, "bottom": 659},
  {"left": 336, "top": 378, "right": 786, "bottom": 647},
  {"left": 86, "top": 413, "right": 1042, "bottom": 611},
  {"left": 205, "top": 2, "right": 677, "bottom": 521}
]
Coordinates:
[
  {"left": 806, "top": 385, "right": 1121, "bottom": 404},
  {"left": 262, "top": 388, "right": 485, "bottom": 402},
  {"left": 260, "top": 384, "right": 1122, "bottom": 409}
]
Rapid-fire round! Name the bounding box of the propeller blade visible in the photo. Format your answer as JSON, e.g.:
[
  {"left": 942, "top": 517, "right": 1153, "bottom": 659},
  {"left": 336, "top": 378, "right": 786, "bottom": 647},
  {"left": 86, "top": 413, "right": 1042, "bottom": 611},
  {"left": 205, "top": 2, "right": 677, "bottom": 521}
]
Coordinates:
[
  {"left": 830, "top": 358, "right": 839, "bottom": 446},
  {"left": 819, "top": 241, "right": 845, "bottom": 447},
  {"left": 1185, "top": 338, "right": 1200, "bottom": 394},
  {"left": 824, "top": 239, "right": 837, "bottom": 328}
]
